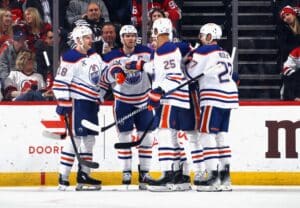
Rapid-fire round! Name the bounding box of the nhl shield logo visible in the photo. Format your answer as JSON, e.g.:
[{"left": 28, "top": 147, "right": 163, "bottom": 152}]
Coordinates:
[{"left": 89, "top": 64, "right": 100, "bottom": 84}]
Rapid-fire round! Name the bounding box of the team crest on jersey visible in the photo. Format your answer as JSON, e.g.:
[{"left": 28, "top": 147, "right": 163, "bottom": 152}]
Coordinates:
[
  {"left": 89, "top": 64, "right": 100, "bottom": 84},
  {"left": 125, "top": 70, "right": 142, "bottom": 85}
]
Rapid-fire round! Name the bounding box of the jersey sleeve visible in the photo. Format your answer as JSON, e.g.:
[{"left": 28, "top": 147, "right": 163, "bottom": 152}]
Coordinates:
[{"left": 52, "top": 59, "right": 75, "bottom": 100}]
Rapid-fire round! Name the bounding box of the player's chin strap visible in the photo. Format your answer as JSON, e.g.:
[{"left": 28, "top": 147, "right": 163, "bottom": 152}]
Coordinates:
[
  {"left": 82, "top": 47, "right": 237, "bottom": 134},
  {"left": 64, "top": 114, "right": 99, "bottom": 169}
]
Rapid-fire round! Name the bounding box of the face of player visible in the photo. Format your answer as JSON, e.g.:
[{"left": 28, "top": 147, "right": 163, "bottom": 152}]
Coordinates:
[
  {"left": 81, "top": 34, "right": 93, "bottom": 51},
  {"left": 199, "top": 33, "right": 211, "bottom": 45},
  {"left": 122, "top": 33, "right": 137, "bottom": 49}
]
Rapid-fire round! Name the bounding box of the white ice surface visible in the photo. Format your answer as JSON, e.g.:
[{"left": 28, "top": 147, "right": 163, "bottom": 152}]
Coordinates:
[{"left": 0, "top": 185, "right": 300, "bottom": 208}]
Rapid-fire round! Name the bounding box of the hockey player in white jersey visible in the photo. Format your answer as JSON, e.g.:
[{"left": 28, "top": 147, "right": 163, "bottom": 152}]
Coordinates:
[
  {"left": 100, "top": 25, "right": 155, "bottom": 190},
  {"left": 52, "top": 25, "right": 104, "bottom": 191},
  {"left": 126, "top": 18, "right": 193, "bottom": 191},
  {"left": 186, "top": 23, "right": 239, "bottom": 191}
]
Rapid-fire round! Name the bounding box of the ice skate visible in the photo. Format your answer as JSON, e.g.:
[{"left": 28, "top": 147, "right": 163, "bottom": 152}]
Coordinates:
[
  {"left": 220, "top": 164, "right": 232, "bottom": 191},
  {"left": 58, "top": 174, "right": 70, "bottom": 191},
  {"left": 147, "top": 171, "right": 175, "bottom": 192},
  {"left": 122, "top": 171, "right": 132, "bottom": 190},
  {"left": 194, "top": 170, "right": 221, "bottom": 192},
  {"left": 75, "top": 171, "right": 101, "bottom": 191},
  {"left": 138, "top": 166, "right": 153, "bottom": 190},
  {"left": 174, "top": 170, "right": 192, "bottom": 191}
]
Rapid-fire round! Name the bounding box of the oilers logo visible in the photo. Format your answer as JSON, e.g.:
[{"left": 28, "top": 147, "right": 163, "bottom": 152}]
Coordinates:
[
  {"left": 124, "top": 70, "right": 142, "bottom": 85},
  {"left": 89, "top": 64, "right": 100, "bottom": 85}
]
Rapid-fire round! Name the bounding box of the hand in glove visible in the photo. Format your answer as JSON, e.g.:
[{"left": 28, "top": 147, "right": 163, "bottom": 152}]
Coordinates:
[
  {"left": 56, "top": 99, "right": 72, "bottom": 116},
  {"left": 111, "top": 65, "right": 126, "bottom": 84},
  {"left": 147, "top": 87, "right": 164, "bottom": 111},
  {"left": 125, "top": 60, "right": 145, "bottom": 71}
]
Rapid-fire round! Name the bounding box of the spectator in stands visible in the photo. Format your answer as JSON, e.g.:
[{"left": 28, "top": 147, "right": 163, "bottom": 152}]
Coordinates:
[
  {"left": 0, "top": 0, "right": 25, "bottom": 23},
  {"left": 3, "top": 50, "right": 51, "bottom": 101},
  {"left": 22, "top": 7, "right": 52, "bottom": 52},
  {"left": 131, "top": 0, "right": 181, "bottom": 32},
  {"left": 0, "top": 25, "right": 27, "bottom": 83},
  {"left": 277, "top": 5, "right": 300, "bottom": 64},
  {"left": 24, "top": 0, "right": 52, "bottom": 24},
  {"left": 280, "top": 46, "right": 300, "bottom": 100},
  {"left": 70, "top": 2, "right": 105, "bottom": 47},
  {"left": 0, "top": 8, "right": 13, "bottom": 46},
  {"left": 66, "top": 0, "right": 109, "bottom": 26},
  {"left": 103, "top": 0, "right": 131, "bottom": 26},
  {"left": 94, "top": 22, "right": 120, "bottom": 57}
]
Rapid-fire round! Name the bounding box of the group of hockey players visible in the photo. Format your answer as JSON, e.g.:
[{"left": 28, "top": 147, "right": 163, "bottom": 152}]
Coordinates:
[{"left": 52, "top": 16, "right": 239, "bottom": 192}]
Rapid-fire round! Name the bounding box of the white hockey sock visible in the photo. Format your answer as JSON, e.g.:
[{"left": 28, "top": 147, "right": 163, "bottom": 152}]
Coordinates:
[
  {"left": 80, "top": 135, "right": 96, "bottom": 174},
  {"left": 216, "top": 132, "right": 231, "bottom": 170},
  {"left": 138, "top": 131, "right": 153, "bottom": 171},
  {"left": 199, "top": 133, "right": 219, "bottom": 172},
  {"left": 117, "top": 131, "right": 133, "bottom": 171}
]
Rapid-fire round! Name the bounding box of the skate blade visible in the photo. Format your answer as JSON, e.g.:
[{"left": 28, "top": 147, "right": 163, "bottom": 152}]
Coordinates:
[
  {"left": 58, "top": 184, "right": 69, "bottom": 191},
  {"left": 138, "top": 183, "right": 147, "bottom": 191},
  {"left": 147, "top": 184, "right": 175, "bottom": 192},
  {"left": 196, "top": 185, "right": 221, "bottom": 192},
  {"left": 220, "top": 185, "right": 233, "bottom": 191},
  {"left": 75, "top": 184, "right": 101, "bottom": 191},
  {"left": 174, "top": 183, "right": 192, "bottom": 191}
]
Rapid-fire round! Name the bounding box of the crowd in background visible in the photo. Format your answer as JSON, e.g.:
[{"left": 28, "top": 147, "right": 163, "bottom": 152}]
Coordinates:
[{"left": 0, "top": 0, "right": 299, "bottom": 101}]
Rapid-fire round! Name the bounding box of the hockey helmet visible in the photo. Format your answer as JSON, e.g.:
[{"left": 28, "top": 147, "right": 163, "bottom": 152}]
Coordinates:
[
  {"left": 72, "top": 25, "right": 93, "bottom": 42},
  {"left": 119, "top": 25, "right": 137, "bottom": 44},
  {"left": 199, "top": 23, "right": 222, "bottom": 40},
  {"left": 151, "top": 17, "right": 172, "bottom": 38}
]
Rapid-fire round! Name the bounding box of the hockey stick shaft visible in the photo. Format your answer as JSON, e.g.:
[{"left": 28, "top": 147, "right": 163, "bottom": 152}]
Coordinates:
[
  {"left": 64, "top": 115, "right": 99, "bottom": 169},
  {"left": 114, "top": 115, "right": 155, "bottom": 149},
  {"left": 82, "top": 71, "right": 205, "bottom": 133}
]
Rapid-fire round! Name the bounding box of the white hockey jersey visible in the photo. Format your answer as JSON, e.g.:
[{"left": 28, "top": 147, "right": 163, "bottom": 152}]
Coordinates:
[
  {"left": 53, "top": 48, "right": 104, "bottom": 102},
  {"left": 282, "top": 46, "right": 300, "bottom": 76},
  {"left": 4, "top": 71, "right": 45, "bottom": 92},
  {"left": 146, "top": 41, "right": 190, "bottom": 109},
  {"left": 186, "top": 44, "right": 239, "bottom": 109},
  {"left": 101, "top": 45, "right": 153, "bottom": 107}
]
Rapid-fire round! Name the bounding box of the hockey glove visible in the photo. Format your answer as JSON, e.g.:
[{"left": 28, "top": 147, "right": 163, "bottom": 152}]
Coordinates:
[
  {"left": 111, "top": 65, "right": 126, "bottom": 84},
  {"left": 56, "top": 99, "right": 72, "bottom": 116},
  {"left": 125, "top": 60, "right": 145, "bottom": 71},
  {"left": 147, "top": 87, "right": 164, "bottom": 111}
]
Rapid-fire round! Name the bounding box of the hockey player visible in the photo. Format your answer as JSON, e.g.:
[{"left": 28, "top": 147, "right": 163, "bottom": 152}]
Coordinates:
[
  {"left": 126, "top": 18, "right": 193, "bottom": 191},
  {"left": 100, "top": 25, "right": 155, "bottom": 190},
  {"left": 52, "top": 25, "right": 104, "bottom": 191},
  {"left": 186, "top": 23, "right": 239, "bottom": 191}
]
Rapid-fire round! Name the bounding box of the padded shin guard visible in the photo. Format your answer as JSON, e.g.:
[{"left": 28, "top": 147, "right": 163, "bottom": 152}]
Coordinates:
[
  {"left": 199, "top": 133, "right": 219, "bottom": 172},
  {"left": 117, "top": 131, "right": 133, "bottom": 171},
  {"left": 59, "top": 136, "right": 81, "bottom": 177},
  {"left": 157, "top": 128, "right": 180, "bottom": 171},
  {"left": 80, "top": 135, "right": 96, "bottom": 174},
  {"left": 186, "top": 131, "right": 205, "bottom": 172},
  {"left": 137, "top": 131, "right": 153, "bottom": 171},
  {"left": 216, "top": 132, "right": 231, "bottom": 170}
]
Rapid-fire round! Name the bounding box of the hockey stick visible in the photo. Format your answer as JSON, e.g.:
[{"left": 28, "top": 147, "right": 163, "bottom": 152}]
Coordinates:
[
  {"left": 113, "top": 47, "right": 237, "bottom": 149},
  {"left": 64, "top": 115, "right": 99, "bottom": 169},
  {"left": 114, "top": 115, "right": 155, "bottom": 149},
  {"left": 81, "top": 71, "right": 206, "bottom": 133}
]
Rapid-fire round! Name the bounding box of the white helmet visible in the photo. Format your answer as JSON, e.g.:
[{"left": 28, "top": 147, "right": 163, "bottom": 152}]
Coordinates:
[
  {"left": 119, "top": 25, "right": 137, "bottom": 43},
  {"left": 151, "top": 17, "right": 172, "bottom": 39},
  {"left": 72, "top": 25, "right": 93, "bottom": 43},
  {"left": 199, "top": 23, "right": 222, "bottom": 40}
]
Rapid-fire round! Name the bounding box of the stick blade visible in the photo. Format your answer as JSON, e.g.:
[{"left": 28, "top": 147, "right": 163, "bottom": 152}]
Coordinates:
[
  {"left": 114, "top": 140, "right": 140, "bottom": 149},
  {"left": 79, "top": 159, "right": 99, "bottom": 169},
  {"left": 81, "top": 119, "right": 100, "bottom": 132}
]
